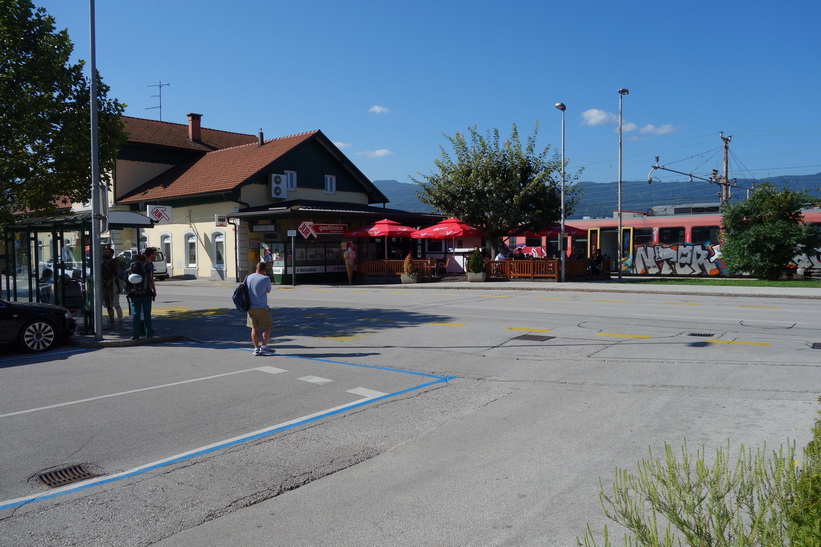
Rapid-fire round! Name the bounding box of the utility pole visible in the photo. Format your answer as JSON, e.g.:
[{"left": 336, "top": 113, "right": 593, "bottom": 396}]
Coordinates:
[
  {"left": 647, "top": 132, "right": 736, "bottom": 208},
  {"left": 720, "top": 131, "right": 732, "bottom": 205}
]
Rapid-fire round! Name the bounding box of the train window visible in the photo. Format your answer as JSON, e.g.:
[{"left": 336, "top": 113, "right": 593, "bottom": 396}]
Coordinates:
[
  {"left": 525, "top": 237, "right": 542, "bottom": 247},
  {"left": 633, "top": 228, "right": 653, "bottom": 246},
  {"left": 692, "top": 225, "right": 720, "bottom": 245},
  {"left": 659, "top": 226, "right": 685, "bottom": 245},
  {"left": 812, "top": 223, "right": 821, "bottom": 245}
]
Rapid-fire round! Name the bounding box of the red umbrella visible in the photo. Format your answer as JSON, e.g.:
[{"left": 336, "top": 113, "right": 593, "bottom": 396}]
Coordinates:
[
  {"left": 411, "top": 217, "right": 483, "bottom": 239},
  {"left": 344, "top": 219, "right": 416, "bottom": 258},
  {"left": 345, "top": 219, "right": 416, "bottom": 238}
]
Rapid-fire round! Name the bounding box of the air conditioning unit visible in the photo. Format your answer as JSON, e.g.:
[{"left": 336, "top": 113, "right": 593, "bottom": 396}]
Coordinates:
[{"left": 270, "top": 174, "right": 288, "bottom": 199}]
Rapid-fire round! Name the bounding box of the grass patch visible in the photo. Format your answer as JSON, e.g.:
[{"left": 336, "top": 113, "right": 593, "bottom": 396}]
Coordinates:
[{"left": 620, "top": 278, "right": 820, "bottom": 288}]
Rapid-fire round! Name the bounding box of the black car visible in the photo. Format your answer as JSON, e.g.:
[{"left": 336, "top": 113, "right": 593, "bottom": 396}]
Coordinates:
[{"left": 0, "top": 299, "right": 77, "bottom": 352}]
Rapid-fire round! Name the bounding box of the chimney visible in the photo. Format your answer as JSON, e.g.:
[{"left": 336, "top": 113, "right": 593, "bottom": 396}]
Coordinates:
[
  {"left": 187, "top": 113, "right": 202, "bottom": 142},
  {"left": 258, "top": 128, "right": 264, "bottom": 147}
]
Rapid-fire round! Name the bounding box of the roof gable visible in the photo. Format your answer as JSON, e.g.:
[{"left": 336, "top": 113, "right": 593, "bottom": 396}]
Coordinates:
[{"left": 119, "top": 131, "right": 319, "bottom": 203}]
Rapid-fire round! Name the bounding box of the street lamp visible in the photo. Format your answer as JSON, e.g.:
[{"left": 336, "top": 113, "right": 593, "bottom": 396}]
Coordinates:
[
  {"left": 554, "top": 102, "right": 566, "bottom": 282},
  {"left": 617, "top": 88, "right": 629, "bottom": 280}
]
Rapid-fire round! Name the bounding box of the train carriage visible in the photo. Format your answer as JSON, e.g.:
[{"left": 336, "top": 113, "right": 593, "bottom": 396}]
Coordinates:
[{"left": 511, "top": 204, "right": 821, "bottom": 277}]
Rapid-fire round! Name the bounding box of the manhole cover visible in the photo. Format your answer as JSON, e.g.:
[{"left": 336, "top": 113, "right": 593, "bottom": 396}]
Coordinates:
[
  {"left": 688, "top": 333, "right": 714, "bottom": 337},
  {"left": 812, "top": 343, "right": 821, "bottom": 350},
  {"left": 37, "top": 465, "right": 98, "bottom": 488},
  {"left": 513, "top": 334, "right": 554, "bottom": 342}
]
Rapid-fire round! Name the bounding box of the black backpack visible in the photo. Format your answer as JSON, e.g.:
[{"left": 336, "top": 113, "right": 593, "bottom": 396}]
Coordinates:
[
  {"left": 125, "top": 260, "right": 150, "bottom": 298},
  {"left": 232, "top": 278, "right": 250, "bottom": 312}
]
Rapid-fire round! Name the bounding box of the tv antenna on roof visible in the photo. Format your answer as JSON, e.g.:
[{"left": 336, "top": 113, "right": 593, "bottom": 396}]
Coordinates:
[{"left": 146, "top": 81, "right": 170, "bottom": 121}]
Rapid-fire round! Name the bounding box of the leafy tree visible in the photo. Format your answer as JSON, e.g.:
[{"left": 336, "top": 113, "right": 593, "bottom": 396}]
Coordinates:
[
  {"left": 720, "top": 182, "right": 816, "bottom": 280},
  {"left": 0, "top": 0, "right": 127, "bottom": 222},
  {"left": 411, "top": 124, "right": 577, "bottom": 255}
]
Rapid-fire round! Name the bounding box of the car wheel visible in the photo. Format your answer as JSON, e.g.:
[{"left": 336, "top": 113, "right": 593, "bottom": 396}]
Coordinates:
[{"left": 19, "top": 319, "right": 57, "bottom": 352}]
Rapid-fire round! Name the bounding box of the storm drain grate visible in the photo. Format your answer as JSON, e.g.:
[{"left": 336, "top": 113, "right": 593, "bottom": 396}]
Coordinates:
[
  {"left": 37, "top": 465, "right": 98, "bottom": 488},
  {"left": 513, "top": 334, "right": 554, "bottom": 342},
  {"left": 813, "top": 343, "right": 821, "bottom": 350},
  {"left": 689, "top": 333, "right": 715, "bottom": 337}
]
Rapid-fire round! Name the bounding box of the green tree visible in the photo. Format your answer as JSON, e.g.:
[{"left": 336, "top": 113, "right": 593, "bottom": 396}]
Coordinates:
[
  {"left": 0, "top": 0, "right": 127, "bottom": 221},
  {"left": 411, "top": 124, "right": 576, "bottom": 254},
  {"left": 720, "top": 182, "right": 816, "bottom": 280}
]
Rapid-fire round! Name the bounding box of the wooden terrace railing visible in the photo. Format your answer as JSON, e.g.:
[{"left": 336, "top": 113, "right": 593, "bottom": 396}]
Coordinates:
[{"left": 358, "top": 259, "right": 436, "bottom": 278}]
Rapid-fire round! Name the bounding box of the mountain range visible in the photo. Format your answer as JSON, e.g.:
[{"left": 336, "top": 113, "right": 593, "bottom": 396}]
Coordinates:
[{"left": 374, "top": 173, "right": 821, "bottom": 220}]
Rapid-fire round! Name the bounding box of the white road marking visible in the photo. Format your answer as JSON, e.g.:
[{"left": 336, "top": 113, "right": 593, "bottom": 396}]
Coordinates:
[
  {"left": 256, "top": 366, "right": 287, "bottom": 374},
  {"left": 347, "top": 387, "right": 387, "bottom": 399},
  {"left": 298, "top": 375, "right": 334, "bottom": 384}
]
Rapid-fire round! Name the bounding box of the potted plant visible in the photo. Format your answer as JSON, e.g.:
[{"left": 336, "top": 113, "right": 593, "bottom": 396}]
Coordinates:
[
  {"left": 466, "top": 249, "right": 487, "bottom": 282},
  {"left": 400, "top": 252, "right": 420, "bottom": 284}
]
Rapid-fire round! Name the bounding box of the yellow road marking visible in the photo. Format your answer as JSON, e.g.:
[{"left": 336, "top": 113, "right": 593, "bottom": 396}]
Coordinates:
[
  {"left": 276, "top": 287, "right": 295, "bottom": 290},
  {"left": 358, "top": 318, "right": 395, "bottom": 322},
  {"left": 738, "top": 305, "right": 779, "bottom": 309},
  {"left": 597, "top": 333, "right": 652, "bottom": 339},
  {"left": 427, "top": 322, "right": 464, "bottom": 327},
  {"left": 595, "top": 299, "right": 628, "bottom": 303},
  {"left": 706, "top": 339, "right": 771, "bottom": 346},
  {"left": 506, "top": 327, "right": 552, "bottom": 333},
  {"left": 318, "top": 335, "right": 365, "bottom": 341},
  {"left": 663, "top": 302, "right": 699, "bottom": 306}
]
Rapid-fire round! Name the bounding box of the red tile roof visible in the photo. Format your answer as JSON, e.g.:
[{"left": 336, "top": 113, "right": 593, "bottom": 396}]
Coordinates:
[
  {"left": 118, "top": 131, "right": 319, "bottom": 203},
  {"left": 122, "top": 116, "right": 258, "bottom": 152}
]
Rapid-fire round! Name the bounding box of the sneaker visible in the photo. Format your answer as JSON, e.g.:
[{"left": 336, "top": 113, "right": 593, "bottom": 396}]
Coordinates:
[
  {"left": 253, "top": 347, "right": 262, "bottom": 356},
  {"left": 260, "top": 345, "right": 276, "bottom": 355}
]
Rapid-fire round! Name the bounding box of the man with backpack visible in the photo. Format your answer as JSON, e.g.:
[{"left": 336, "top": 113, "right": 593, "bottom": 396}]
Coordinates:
[
  {"left": 246, "top": 261, "right": 275, "bottom": 356},
  {"left": 126, "top": 248, "right": 157, "bottom": 340}
]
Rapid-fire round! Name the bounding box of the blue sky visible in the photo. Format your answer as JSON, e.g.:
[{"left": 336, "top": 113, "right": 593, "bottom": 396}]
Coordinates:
[{"left": 38, "top": 1, "right": 821, "bottom": 187}]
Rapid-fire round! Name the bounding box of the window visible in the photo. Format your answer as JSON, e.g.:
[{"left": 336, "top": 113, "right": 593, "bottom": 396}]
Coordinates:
[
  {"left": 524, "top": 237, "right": 542, "bottom": 247},
  {"left": 186, "top": 233, "right": 197, "bottom": 267},
  {"left": 633, "top": 228, "right": 653, "bottom": 246},
  {"left": 285, "top": 170, "right": 297, "bottom": 191},
  {"left": 324, "top": 175, "right": 336, "bottom": 194},
  {"left": 659, "top": 226, "right": 685, "bottom": 245},
  {"left": 213, "top": 232, "right": 225, "bottom": 267},
  {"left": 160, "top": 234, "right": 171, "bottom": 265},
  {"left": 691, "top": 225, "right": 720, "bottom": 245}
]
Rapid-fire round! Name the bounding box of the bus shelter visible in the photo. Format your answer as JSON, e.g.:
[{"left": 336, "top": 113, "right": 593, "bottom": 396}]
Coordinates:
[{"left": 2, "top": 211, "right": 153, "bottom": 331}]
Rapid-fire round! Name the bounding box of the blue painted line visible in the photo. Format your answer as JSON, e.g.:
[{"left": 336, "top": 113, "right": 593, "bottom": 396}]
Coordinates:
[
  {"left": 0, "top": 354, "right": 455, "bottom": 511},
  {"left": 176, "top": 340, "right": 456, "bottom": 381}
]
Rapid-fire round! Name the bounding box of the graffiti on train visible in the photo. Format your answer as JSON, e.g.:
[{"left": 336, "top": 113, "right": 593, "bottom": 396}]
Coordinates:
[{"left": 631, "top": 244, "right": 726, "bottom": 276}]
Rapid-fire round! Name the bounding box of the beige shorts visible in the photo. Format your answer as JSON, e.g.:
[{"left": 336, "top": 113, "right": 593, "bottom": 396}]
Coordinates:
[{"left": 246, "top": 307, "right": 272, "bottom": 330}]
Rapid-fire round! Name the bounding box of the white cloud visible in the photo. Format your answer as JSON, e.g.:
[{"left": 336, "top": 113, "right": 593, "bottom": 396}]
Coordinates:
[
  {"left": 358, "top": 149, "right": 392, "bottom": 158},
  {"left": 622, "top": 122, "right": 637, "bottom": 133},
  {"left": 333, "top": 141, "right": 352, "bottom": 148},
  {"left": 368, "top": 105, "right": 391, "bottom": 114},
  {"left": 639, "top": 123, "right": 677, "bottom": 135},
  {"left": 581, "top": 108, "right": 617, "bottom": 126}
]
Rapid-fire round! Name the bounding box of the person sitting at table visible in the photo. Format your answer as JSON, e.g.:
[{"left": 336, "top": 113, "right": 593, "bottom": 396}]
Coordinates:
[{"left": 513, "top": 248, "right": 525, "bottom": 260}]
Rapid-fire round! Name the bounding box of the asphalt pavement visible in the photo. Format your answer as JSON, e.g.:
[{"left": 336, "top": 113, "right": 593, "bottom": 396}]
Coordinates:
[{"left": 68, "top": 276, "right": 821, "bottom": 349}]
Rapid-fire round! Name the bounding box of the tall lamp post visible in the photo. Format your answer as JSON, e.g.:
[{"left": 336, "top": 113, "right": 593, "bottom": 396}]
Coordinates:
[
  {"left": 617, "top": 88, "right": 629, "bottom": 280},
  {"left": 554, "top": 102, "right": 566, "bottom": 282}
]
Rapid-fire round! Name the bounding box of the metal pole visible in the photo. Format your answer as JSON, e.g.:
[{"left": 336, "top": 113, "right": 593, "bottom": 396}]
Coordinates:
[
  {"left": 617, "top": 89, "right": 629, "bottom": 280},
  {"left": 89, "top": 0, "right": 104, "bottom": 340},
  {"left": 555, "top": 102, "right": 566, "bottom": 283}
]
